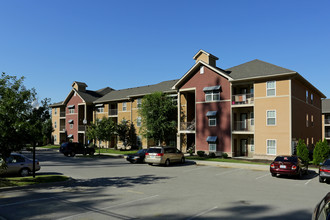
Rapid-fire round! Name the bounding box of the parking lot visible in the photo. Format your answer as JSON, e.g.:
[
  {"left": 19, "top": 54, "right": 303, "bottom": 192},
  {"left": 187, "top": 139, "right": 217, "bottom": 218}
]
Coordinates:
[{"left": 0, "top": 149, "right": 329, "bottom": 220}]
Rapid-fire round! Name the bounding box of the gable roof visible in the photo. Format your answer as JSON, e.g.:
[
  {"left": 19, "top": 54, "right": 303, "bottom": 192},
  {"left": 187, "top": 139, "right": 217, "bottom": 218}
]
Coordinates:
[
  {"left": 226, "top": 59, "right": 296, "bottom": 81},
  {"left": 94, "top": 79, "right": 178, "bottom": 103}
]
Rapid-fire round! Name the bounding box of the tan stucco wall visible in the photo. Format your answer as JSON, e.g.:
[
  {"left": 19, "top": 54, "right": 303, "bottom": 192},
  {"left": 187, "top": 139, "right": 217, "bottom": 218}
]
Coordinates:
[
  {"left": 94, "top": 104, "right": 109, "bottom": 120},
  {"left": 254, "top": 79, "right": 291, "bottom": 158},
  {"left": 52, "top": 107, "right": 60, "bottom": 145}
]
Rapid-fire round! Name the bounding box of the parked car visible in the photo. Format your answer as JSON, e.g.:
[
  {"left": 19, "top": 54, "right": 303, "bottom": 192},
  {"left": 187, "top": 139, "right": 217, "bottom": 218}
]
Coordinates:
[
  {"left": 145, "top": 146, "right": 185, "bottom": 166},
  {"left": 0, "top": 153, "right": 40, "bottom": 177},
  {"left": 126, "top": 149, "right": 147, "bottom": 164},
  {"left": 270, "top": 155, "right": 308, "bottom": 178},
  {"left": 319, "top": 158, "right": 330, "bottom": 183},
  {"left": 312, "top": 192, "right": 330, "bottom": 220},
  {"left": 60, "top": 142, "right": 95, "bottom": 157}
]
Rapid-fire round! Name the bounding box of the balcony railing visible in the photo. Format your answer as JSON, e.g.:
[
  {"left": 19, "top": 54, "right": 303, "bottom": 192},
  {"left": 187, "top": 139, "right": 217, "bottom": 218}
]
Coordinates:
[
  {"left": 232, "top": 93, "right": 254, "bottom": 105},
  {"left": 233, "top": 120, "right": 254, "bottom": 132},
  {"left": 180, "top": 121, "right": 195, "bottom": 131},
  {"left": 60, "top": 112, "right": 66, "bottom": 117},
  {"left": 325, "top": 119, "right": 330, "bottom": 125},
  {"left": 60, "top": 126, "right": 65, "bottom": 131},
  {"left": 109, "top": 109, "right": 118, "bottom": 116},
  {"left": 78, "top": 125, "right": 87, "bottom": 132},
  {"left": 325, "top": 132, "right": 330, "bottom": 138}
]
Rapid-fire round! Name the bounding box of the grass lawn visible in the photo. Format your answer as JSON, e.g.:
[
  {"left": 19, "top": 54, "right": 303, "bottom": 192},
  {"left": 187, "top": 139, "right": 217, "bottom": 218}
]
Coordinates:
[
  {"left": 39, "top": 145, "right": 59, "bottom": 149},
  {"left": 0, "top": 175, "right": 69, "bottom": 188},
  {"left": 97, "top": 148, "right": 138, "bottom": 155},
  {"left": 186, "top": 156, "right": 271, "bottom": 165}
]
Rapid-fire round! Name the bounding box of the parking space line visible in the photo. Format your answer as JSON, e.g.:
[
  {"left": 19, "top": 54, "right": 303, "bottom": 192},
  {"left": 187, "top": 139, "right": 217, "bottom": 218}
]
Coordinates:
[
  {"left": 186, "top": 206, "right": 218, "bottom": 220},
  {"left": 256, "top": 173, "right": 270, "bottom": 180},
  {"left": 183, "top": 166, "right": 210, "bottom": 173},
  {"left": 58, "top": 194, "right": 159, "bottom": 220},
  {"left": 215, "top": 168, "right": 242, "bottom": 176}
]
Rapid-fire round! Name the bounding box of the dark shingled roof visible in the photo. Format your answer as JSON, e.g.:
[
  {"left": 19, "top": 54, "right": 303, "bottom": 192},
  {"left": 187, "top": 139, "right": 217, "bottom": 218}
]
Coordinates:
[
  {"left": 322, "top": 99, "right": 330, "bottom": 113},
  {"left": 225, "top": 59, "right": 296, "bottom": 80},
  {"left": 94, "top": 79, "right": 178, "bottom": 103}
]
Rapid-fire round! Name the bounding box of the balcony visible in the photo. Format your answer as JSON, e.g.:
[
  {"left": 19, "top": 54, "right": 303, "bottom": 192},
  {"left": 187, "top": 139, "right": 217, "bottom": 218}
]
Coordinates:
[
  {"left": 78, "top": 125, "right": 87, "bottom": 132},
  {"left": 232, "top": 120, "right": 254, "bottom": 132},
  {"left": 180, "top": 120, "right": 195, "bottom": 131},
  {"left": 60, "top": 112, "right": 66, "bottom": 117},
  {"left": 325, "top": 119, "right": 330, "bottom": 125},
  {"left": 109, "top": 109, "right": 118, "bottom": 116},
  {"left": 232, "top": 93, "right": 254, "bottom": 106}
]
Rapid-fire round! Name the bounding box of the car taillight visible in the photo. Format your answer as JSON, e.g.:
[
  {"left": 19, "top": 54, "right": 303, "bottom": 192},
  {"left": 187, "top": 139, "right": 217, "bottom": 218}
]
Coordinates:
[
  {"left": 145, "top": 153, "right": 149, "bottom": 156},
  {"left": 156, "top": 153, "right": 164, "bottom": 156},
  {"left": 320, "top": 168, "right": 330, "bottom": 173},
  {"left": 291, "top": 165, "right": 297, "bottom": 170},
  {"left": 270, "top": 163, "right": 275, "bottom": 169}
]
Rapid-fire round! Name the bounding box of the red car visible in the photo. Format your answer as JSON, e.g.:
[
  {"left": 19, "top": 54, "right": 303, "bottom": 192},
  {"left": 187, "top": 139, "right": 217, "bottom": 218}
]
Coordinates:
[{"left": 270, "top": 155, "right": 308, "bottom": 178}]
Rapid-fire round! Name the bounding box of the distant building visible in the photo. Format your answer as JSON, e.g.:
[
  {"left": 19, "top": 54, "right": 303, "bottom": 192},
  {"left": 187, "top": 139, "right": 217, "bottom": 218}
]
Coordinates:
[{"left": 322, "top": 99, "right": 330, "bottom": 145}]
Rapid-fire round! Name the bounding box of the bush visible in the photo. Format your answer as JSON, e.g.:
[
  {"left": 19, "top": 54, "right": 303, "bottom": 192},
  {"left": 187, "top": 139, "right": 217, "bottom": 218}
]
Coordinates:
[
  {"left": 296, "top": 139, "right": 309, "bottom": 163},
  {"left": 313, "top": 139, "right": 330, "bottom": 165},
  {"left": 208, "top": 152, "right": 216, "bottom": 158},
  {"left": 197, "top": 151, "right": 205, "bottom": 157},
  {"left": 222, "top": 153, "right": 228, "bottom": 158}
]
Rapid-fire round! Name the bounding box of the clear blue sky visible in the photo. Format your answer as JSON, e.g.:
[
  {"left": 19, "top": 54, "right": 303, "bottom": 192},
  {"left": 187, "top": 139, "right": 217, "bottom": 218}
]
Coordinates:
[{"left": 1, "top": 0, "right": 329, "bottom": 103}]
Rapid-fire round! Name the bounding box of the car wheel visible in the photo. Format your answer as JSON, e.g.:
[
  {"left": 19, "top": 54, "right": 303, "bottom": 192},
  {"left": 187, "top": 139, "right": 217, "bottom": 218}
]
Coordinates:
[
  {"left": 319, "top": 176, "right": 324, "bottom": 183},
  {"left": 70, "top": 152, "right": 75, "bottom": 157},
  {"left": 20, "top": 168, "right": 29, "bottom": 177},
  {"left": 165, "top": 159, "right": 170, "bottom": 167},
  {"left": 181, "top": 157, "right": 185, "bottom": 164},
  {"left": 83, "top": 151, "right": 87, "bottom": 156},
  {"left": 271, "top": 173, "right": 276, "bottom": 177},
  {"left": 148, "top": 163, "right": 153, "bottom": 166},
  {"left": 64, "top": 153, "right": 68, "bottom": 157},
  {"left": 89, "top": 151, "right": 94, "bottom": 156}
]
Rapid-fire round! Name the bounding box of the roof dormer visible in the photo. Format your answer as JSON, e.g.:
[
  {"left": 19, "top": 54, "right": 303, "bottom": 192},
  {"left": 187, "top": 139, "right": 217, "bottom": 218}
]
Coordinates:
[
  {"left": 193, "top": 49, "right": 219, "bottom": 67},
  {"left": 72, "top": 81, "right": 87, "bottom": 92}
]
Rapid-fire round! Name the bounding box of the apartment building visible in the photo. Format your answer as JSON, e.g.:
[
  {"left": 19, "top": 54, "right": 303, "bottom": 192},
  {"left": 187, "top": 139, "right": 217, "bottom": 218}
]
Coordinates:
[
  {"left": 173, "top": 50, "right": 325, "bottom": 159},
  {"left": 51, "top": 50, "right": 325, "bottom": 159},
  {"left": 322, "top": 99, "right": 330, "bottom": 145},
  {"left": 50, "top": 82, "right": 113, "bottom": 145}
]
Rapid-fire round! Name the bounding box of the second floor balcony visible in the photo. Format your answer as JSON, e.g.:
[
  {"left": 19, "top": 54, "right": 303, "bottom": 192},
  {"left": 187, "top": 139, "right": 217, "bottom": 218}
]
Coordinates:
[
  {"left": 232, "top": 120, "right": 255, "bottom": 132},
  {"left": 325, "top": 119, "right": 330, "bottom": 125},
  {"left": 232, "top": 93, "right": 254, "bottom": 106},
  {"left": 109, "top": 109, "right": 118, "bottom": 116},
  {"left": 180, "top": 120, "right": 195, "bottom": 131}
]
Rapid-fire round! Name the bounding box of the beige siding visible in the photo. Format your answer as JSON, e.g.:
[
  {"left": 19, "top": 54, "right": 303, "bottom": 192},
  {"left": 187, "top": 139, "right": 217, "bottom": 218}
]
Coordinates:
[{"left": 52, "top": 107, "right": 60, "bottom": 145}]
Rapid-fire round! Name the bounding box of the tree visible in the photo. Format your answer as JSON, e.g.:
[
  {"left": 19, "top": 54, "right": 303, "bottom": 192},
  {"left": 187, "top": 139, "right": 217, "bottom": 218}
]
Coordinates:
[
  {"left": 0, "top": 73, "right": 36, "bottom": 163},
  {"left": 128, "top": 122, "right": 137, "bottom": 149},
  {"left": 313, "top": 139, "right": 330, "bottom": 165},
  {"left": 296, "top": 139, "right": 309, "bottom": 163},
  {"left": 42, "top": 118, "right": 54, "bottom": 145},
  {"left": 117, "top": 120, "right": 137, "bottom": 149},
  {"left": 86, "top": 122, "right": 98, "bottom": 145},
  {"left": 138, "top": 92, "right": 177, "bottom": 146}
]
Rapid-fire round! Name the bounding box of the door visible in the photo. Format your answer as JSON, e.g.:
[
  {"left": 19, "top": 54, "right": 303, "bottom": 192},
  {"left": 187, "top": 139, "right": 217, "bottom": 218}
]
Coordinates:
[
  {"left": 240, "top": 113, "right": 247, "bottom": 130},
  {"left": 240, "top": 139, "right": 248, "bottom": 156}
]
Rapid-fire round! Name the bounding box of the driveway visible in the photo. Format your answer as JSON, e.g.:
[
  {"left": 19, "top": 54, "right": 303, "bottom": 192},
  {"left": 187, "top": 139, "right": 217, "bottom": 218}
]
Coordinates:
[{"left": 0, "top": 149, "right": 328, "bottom": 220}]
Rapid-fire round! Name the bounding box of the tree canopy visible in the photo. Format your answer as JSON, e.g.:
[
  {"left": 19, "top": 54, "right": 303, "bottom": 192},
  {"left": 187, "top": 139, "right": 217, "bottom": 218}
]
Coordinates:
[{"left": 138, "top": 92, "right": 177, "bottom": 146}]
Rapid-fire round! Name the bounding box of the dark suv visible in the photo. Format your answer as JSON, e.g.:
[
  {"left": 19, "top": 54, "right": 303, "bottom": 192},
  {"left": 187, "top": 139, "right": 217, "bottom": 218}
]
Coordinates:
[
  {"left": 60, "top": 142, "right": 95, "bottom": 157},
  {"left": 270, "top": 155, "right": 308, "bottom": 178}
]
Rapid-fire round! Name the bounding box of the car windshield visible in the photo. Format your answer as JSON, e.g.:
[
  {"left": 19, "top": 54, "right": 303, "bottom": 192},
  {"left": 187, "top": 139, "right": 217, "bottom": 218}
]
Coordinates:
[
  {"left": 61, "top": 143, "right": 69, "bottom": 147},
  {"left": 323, "top": 159, "right": 330, "bottom": 166},
  {"left": 274, "top": 156, "right": 297, "bottom": 162},
  {"left": 137, "top": 149, "right": 146, "bottom": 154},
  {"left": 147, "top": 148, "right": 161, "bottom": 153}
]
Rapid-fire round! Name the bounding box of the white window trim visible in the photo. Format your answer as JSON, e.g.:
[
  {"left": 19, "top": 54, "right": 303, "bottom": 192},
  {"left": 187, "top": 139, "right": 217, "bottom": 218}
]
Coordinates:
[
  {"left": 97, "top": 107, "right": 104, "bottom": 113},
  {"left": 200, "top": 66, "right": 205, "bottom": 74},
  {"left": 69, "top": 109, "right": 74, "bottom": 114},
  {"left": 54, "top": 108, "right": 57, "bottom": 115},
  {"left": 137, "top": 99, "right": 142, "bottom": 109},
  {"left": 208, "top": 117, "right": 217, "bottom": 127},
  {"left": 137, "top": 117, "right": 142, "bottom": 127},
  {"left": 205, "top": 91, "right": 220, "bottom": 102},
  {"left": 122, "top": 102, "right": 127, "bottom": 111},
  {"left": 306, "top": 90, "right": 309, "bottom": 103},
  {"left": 266, "top": 139, "right": 277, "bottom": 155},
  {"left": 70, "top": 124, "right": 73, "bottom": 129},
  {"left": 209, "top": 143, "right": 216, "bottom": 152},
  {"left": 266, "top": 81, "right": 276, "bottom": 97},
  {"left": 266, "top": 110, "right": 276, "bottom": 126},
  {"left": 54, "top": 121, "right": 57, "bottom": 128}
]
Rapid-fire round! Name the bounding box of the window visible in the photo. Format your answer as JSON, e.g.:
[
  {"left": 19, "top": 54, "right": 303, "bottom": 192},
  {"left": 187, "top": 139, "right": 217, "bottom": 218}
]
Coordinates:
[
  {"left": 70, "top": 124, "right": 73, "bottom": 129},
  {"left": 267, "top": 110, "right": 276, "bottom": 125},
  {"left": 266, "top": 81, "right": 276, "bottom": 96},
  {"left": 311, "top": 94, "right": 314, "bottom": 104},
  {"left": 306, "top": 114, "right": 309, "bottom": 127},
  {"left": 54, "top": 108, "right": 57, "bottom": 115},
  {"left": 205, "top": 91, "right": 220, "bottom": 102},
  {"left": 122, "top": 102, "right": 127, "bottom": 111},
  {"left": 311, "top": 115, "right": 314, "bottom": 127},
  {"left": 54, "top": 121, "right": 57, "bottom": 128},
  {"left": 97, "top": 107, "right": 104, "bottom": 113},
  {"left": 69, "top": 108, "right": 74, "bottom": 114},
  {"left": 250, "top": 138, "right": 255, "bottom": 152},
  {"left": 250, "top": 112, "right": 254, "bottom": 126},
  {"left": 54, "top": 135, "right": 57, "bottom": 142},
  {"left": 137, "top": 117, "right": 141, "bottom": 127},
  {"left": 209, "top": 117, "right": 217, "bottom": 126},
  {"left": 209, "top": 143, "right": 216, "bottom": 152},
  {"left": 200, "top": 66, "right": 204, "bottom": 74},
  {"left": 137, "top": 99, "right": 142, "bottom": 108},
  {"left": 306, "top": 90, "right": 309, "bottom": 103},
  {"left": 267, "top": 139, "right": 276, "bottom": 155}
]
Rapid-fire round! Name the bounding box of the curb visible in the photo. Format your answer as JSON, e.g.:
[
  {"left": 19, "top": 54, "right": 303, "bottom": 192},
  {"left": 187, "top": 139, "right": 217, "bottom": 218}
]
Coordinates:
[
  {"left": 189, "top": 160, "right": 270, "bottom": 171},
  {"left": 0, "top": 177, "right": 75, "bottom": 193}
]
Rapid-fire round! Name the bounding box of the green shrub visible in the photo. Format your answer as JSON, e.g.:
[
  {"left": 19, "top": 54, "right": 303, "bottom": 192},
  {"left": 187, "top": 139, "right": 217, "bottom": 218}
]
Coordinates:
[
  {"left": 313, "top": 139, "right": 330, "bottom": 165},
  {"left": 222, "top": 153, "right": 228, "bottom": 158},
  {"left": 296, "top": 139, "right": 309, "bottom": 163},
  {"left": 197, "top": 151, "right": 205, "bottom": 157},
  {"left": 209, "top": 152, "right": 216, "bottom": 158}
]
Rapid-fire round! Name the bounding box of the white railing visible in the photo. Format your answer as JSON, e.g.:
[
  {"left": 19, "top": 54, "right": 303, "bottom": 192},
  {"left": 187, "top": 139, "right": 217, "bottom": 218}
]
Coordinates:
[
  {"left": 232, "top": 93, "right": 254, "bottom": 105},
  {"left": 109, "top": 109, "right": 118, "bottom": 116},
  {"left": 233, "top": 119, "right": 254, "bottom": 132},
  {"left": 180, "top": 120, "right": 195, "bottom": 131}
]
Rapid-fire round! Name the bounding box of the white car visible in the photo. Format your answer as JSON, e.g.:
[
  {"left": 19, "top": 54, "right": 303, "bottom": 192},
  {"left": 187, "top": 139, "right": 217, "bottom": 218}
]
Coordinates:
[{"left": 0, "top": 153, "right": 41, "bottom": 177}]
